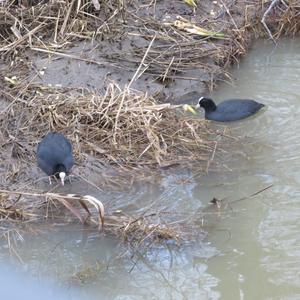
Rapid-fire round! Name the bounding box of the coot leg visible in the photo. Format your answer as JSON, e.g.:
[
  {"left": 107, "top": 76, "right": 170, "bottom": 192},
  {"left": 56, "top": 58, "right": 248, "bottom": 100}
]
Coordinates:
[{"left": 48, "top": 175, "right": 59, "bottom": 185}]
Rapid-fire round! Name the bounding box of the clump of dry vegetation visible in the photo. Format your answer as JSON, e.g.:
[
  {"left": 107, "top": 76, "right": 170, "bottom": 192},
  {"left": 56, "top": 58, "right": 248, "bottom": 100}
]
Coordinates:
[
  {"left": 0, "top": 187, "right": 209, "bottom": 246},
  {"left": 1, "top": 80, "right": 219, "bottom": 172}
]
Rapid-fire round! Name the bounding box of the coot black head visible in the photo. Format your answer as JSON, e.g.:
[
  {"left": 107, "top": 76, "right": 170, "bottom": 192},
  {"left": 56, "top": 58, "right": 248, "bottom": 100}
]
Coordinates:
[
  {"left": 196, "top": 97, "right": 217, "bottom": 113},
  {"left": 37, "top": 132, "right": 74, "bottom": 185},
  {"left": 53, "top": 164, "right": 67, "bottom": 181}
]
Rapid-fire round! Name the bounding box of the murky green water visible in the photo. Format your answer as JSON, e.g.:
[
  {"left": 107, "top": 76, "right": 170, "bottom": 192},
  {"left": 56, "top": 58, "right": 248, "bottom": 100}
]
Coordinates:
[
  {"left": 205, "top": 37, "right": 300, "bottom": 299},
  {"left": 2, "top": 38, "right": 300, "bottom": 299}
]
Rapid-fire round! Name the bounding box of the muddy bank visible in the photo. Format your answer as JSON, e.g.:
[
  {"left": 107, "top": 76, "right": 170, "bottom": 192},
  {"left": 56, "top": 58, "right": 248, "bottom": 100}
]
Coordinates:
[{"left": 1, "top": 1, "right": 299, "bottom": 102}]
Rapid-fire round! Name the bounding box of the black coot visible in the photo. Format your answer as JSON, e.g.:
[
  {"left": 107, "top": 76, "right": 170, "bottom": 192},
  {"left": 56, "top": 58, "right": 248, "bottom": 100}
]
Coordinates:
[
  {"left": 196, "top": 97, "right": 265, "bottom": 122},
  {"left": 37, "top": 132, "right": 74, "bottom": 185}
]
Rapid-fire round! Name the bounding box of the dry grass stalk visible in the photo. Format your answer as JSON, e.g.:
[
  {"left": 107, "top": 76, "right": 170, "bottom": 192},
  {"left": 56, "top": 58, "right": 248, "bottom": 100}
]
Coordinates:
[
  {"left": 249, "top": 1, "right": 300, "bottom": 40},
  {"left": 0, "top": 189, "right": 104, "bottom": 230}
]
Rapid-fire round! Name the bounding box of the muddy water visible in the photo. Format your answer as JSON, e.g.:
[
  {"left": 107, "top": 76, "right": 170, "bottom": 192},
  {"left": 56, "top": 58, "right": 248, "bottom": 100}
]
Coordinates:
[{"left": 2, "top": 38, "right": 300, "bottom": 299}]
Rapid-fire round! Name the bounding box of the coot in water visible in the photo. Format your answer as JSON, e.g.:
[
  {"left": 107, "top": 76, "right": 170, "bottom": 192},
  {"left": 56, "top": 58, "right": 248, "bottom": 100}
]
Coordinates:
[
  {"left": 196, "top": 97, "right": 265, "bottom": 122},
  {"left": 37, "top": 132, "right": 74, "bottom": 185}
]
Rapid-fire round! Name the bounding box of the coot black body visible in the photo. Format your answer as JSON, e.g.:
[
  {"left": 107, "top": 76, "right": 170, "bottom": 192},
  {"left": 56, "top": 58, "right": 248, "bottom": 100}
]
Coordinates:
[
  {"left": 196, "top": 97, "right": 265, "bottom": 122},
  {"left": 37, "top": 132, "right": 74, "bottom": 185}
]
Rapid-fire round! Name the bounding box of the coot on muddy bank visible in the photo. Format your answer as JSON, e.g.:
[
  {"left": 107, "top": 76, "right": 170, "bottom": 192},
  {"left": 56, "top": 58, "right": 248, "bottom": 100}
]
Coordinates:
[{"left": 37, "top": 132, "right": 74, "bottom": 185}]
